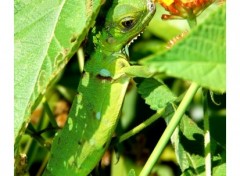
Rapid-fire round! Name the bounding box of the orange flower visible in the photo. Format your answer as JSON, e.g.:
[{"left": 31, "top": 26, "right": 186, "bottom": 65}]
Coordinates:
[{"left": 155, "top": 0, "right": 215, "bottom": 20}]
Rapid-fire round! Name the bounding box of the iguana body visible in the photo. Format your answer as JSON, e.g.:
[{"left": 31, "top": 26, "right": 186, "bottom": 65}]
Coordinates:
[{"left": 43, "top": 0, "right": 155, "bottom": 175}]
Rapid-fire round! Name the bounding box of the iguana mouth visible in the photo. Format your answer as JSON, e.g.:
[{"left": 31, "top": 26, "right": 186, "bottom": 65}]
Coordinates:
[{"left": 127, "top": 31, "right": 144, "bottom": 47}]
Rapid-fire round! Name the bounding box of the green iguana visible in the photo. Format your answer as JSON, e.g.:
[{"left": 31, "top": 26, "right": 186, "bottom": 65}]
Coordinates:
[{"left": 43, "top": 0, "right": 155, "bottom": 175}]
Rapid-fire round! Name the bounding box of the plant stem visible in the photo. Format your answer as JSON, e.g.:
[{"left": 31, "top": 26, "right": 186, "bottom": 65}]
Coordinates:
[
  {"left": 23, "top": 137, "right": 33, "bottom": 154},
  {"left": 118, "top": 109, "right": 165, "bottom": 143},
  {"left": 36, "top": 152, "right": 50, "bottom": 176},
  {"left": 139, "top": 82, "right": 199, "bottom": 176},
  {"left": 43, "top": 101, "right": 58, "bottom": 128},
  {"left": 187, "top": 17, "right": 197, "bottom": 28},
  {"left": 203, "top": 90, "right": 211, "bottom": 176}
]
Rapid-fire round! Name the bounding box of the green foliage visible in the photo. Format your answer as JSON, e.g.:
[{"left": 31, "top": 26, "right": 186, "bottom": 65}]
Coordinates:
[
  {"left": 171, "top": 115, "right": 225, "bottom": 176},
  {"left": 140, "top": 5, "right": 226, "bottom": 93},
  {"left": 14, "top": 1, "right": 226, "bottom": 176},
  {"left": 137, "top": 78, "right": 177, "bottom": 110},
  {"left": 14, "top": 0, "right": 102, "bottom": 146},
  {"left": 111, "top": 153, "right": 140, "bottom": 176}
]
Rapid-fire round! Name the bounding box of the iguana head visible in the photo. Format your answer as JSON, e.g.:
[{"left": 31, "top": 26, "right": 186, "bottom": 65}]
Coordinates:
[{"left": 96, "top": 0, "right": 156, "bottom": 52}]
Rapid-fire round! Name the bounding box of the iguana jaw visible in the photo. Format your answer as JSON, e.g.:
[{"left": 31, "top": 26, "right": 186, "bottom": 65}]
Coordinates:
[{"left": 98, "top": 0, "right": 156, "bottom": 53}]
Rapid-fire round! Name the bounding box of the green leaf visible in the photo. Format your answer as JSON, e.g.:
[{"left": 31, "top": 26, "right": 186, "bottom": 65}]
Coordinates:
[
  {"left": 174, "top": 116, "right": 205, "bottom": 174},
  {"left": 181, "top": 157, "right": 226, "bottom": 176},
  {"left": 137, "top": 78, "right": 177, "bottom": 110},
  {"left": 170, "top": 115, "right": 225, "bottom": 175},
  {"left": 14, "top": 0, "right": 102, "bottom": 141},
  {"left": 212, "top": 163, "right": 226, "bottom": 176},
  {"left": 111, "top": 152, "right": 141, "bottom": 176},
  {"left": 140, "top": 5, "right": 226, "bottom": 93}
]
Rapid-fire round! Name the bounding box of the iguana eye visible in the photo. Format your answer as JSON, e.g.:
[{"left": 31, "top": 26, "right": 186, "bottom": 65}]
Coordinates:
[{"left": 121, "top": 18, "right": 135, "bottom": 29}]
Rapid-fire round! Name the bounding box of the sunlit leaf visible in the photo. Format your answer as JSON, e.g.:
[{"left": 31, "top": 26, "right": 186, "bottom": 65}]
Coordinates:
[
  {"left": 140, "top": 5, "right": 226, "bottom": 92},
  {"left": 138, "top": 78, "right": 177, "bottom": 110},
  {"left": 169, "top": 115, "right": 225, "bottom": 175},
  {"left": 14, "top": 0, "right": 102, "bottom": 142}
]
